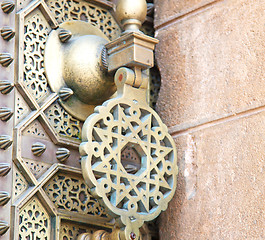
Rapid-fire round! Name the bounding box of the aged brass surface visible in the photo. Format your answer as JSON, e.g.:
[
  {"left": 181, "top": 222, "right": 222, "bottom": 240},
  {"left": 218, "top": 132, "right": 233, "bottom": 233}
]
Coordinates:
[
  {"left": 0, "top": 107, "right": 13, "bottom": 121},
  {"left": 0, "top": 163, "right": 11, "bottom": 177},
  {"left": 0, "top": 135, "right": 12, "bottom": 150},
  {"left": 80, "top": 68, "right": 178, "bottom": 240},
  {"left": 106, "top": 32, "right": 159, "bottom": 72},
  {"left": 0, "top": 220, "right": 9, "bottom": 236},
  {"left": 0, "top": 80, "right": 14, "bottom": 94},
  {"left": 56, "top": 148, "right": 70, "bottom": 162},
  {"left": 31, "top": 142, "right": 46, "bottom": 156},
  {"left": 1, "top": 1, "right": 14, "bottom": 14},
  {"left": 0, "top": 27, "right": 15, "bottom": 41},
  {"left": 0, "top": 53, "right": 13, "bottom": 67},
  {"left": 45, "top": 20, "right": 116, "bottom": 121},
  {"left": 0, "top": 0, "right": 159, "bottom": 239},
  {"left": 116, "top": 0, "right": 147, "bottom": 33},
  {"left": 0, "top": 192, "right": 10, "bottom": 206}
]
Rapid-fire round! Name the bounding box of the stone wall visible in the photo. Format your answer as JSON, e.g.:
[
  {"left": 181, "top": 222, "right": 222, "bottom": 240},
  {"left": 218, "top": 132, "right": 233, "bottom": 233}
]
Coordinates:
[{"left": 155, "top": 0, "right": 265, "bottom": 239}]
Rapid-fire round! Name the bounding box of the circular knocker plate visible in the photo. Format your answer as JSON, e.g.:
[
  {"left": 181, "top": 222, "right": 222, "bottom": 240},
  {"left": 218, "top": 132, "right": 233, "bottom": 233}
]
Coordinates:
[{"left": 80, "top": 95, "right": 178, "bottom": 227}]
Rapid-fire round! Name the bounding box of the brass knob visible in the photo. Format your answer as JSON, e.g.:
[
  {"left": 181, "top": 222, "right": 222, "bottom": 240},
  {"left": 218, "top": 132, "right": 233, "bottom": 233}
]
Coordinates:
[{"left": 116, "top": 0, "right": 147, "bottom": 33}]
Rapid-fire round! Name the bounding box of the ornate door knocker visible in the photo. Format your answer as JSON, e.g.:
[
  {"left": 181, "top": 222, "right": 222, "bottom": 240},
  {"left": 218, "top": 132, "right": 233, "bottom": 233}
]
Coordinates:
[{"left": 79, "top": 1, "right": 178, "bottom": 239}]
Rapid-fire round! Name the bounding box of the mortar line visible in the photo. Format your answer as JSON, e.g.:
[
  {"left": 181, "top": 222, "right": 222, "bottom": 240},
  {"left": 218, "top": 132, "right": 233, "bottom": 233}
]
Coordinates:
[
  {"left": 170, "top": 105, "right": 265, "bottom": 138},
  {"left": 155, "top": 0, "right": 223, "bottom": 31}
]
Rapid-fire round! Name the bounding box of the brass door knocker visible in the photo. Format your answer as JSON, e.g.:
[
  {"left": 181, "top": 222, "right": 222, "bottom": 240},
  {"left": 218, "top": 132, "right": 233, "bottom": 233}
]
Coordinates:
[{"left": 79, "top": 1, "right": 178, "bottom": 240}]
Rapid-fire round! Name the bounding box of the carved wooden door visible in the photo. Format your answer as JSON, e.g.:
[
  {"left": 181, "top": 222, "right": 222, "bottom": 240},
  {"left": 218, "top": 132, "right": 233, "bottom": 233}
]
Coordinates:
[{"left": 0, "top": 0, "right": 158, "bottom": 239}]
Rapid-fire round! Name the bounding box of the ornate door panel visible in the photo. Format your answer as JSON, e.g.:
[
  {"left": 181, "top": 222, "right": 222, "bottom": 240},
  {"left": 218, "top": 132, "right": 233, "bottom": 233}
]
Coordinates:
[{"left": 0, "top": 0, "right": 160, "bottom": 239}]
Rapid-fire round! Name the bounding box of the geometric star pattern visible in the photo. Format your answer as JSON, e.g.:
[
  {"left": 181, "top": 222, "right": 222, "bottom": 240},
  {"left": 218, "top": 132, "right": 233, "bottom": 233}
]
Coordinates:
[{"left": 80, "top": 96, "right": 178, "bottom": 227}]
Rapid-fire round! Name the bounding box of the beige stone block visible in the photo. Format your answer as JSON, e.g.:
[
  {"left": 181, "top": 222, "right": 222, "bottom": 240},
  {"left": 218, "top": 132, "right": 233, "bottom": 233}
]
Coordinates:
[
  {"left": 159, "top": 111, "right": 265, "bottom": 239},
  {"left": 154, "top": 0, "right": 216, "bottom": 28},
  {"left": 155, "top": 0, "right": 265, "bottom": 129}
]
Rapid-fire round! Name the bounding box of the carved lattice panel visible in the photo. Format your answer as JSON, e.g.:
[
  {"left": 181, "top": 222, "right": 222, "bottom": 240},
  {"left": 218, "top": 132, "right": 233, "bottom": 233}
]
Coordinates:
[
  {"left": 13, "top": 165, "right": 29, "bottom": 202},
  {"left": 15, "top": 90, "right": 31, "bottom": 125},
  {"left": 23, "top": 159, "right": 51, "bottom": 179},
  {"left": 8, "top": 0, "right": 158, "bottom": 239},
  {"left": 23, "top": 120, "right": 50, "bottom": 140},
  {"left": 45, "top": 0, "right": 121, "bottom": 40},
  {"left": 43, "top": 172, "right": 110, "bottom": 219},
  {"left": 23, "top": 9, "right": 52, "bottom": 104},
  {"left": 19, "top": 197, "right": 51, "bottom": 240},
  {"left": 44, "top": 102, "right": 82, "bottom": 140}
]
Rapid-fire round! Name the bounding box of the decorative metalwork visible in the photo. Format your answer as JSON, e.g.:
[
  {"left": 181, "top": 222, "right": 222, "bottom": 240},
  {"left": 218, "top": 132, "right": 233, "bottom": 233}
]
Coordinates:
[
  {"left": 19, "top": 197, "right": 51, "bottom": 240},
  {"left": 59, "top": 87, "right": 74, "bottom": 101},
  {"left": 0, "top": 107, "right": 13, "bottom": 121},
  {"left": 44, "top": 21, "right": 115, "bottom": 121},
  {"left": 0, "top": 27, "right": 15, "bottom": 41},
  {"left": 46, "top": 0, "right": 121, "bottom": 40},
  {"left": 56, "top": 148, "right": 70, "bottom": 162},
  {"left": 23, "top": 120, "right": 49, "bottom": 139},
  {"left": 0, "top": 135, "right": 12, "bottom": 150},
  {"left": 0, "top": 80, "right": 14, "bottom": 94},
  {"left": 23, "top": 159, "right": 51, "bottom": 179},
  {"left": 0, "top": 53, "right": 13, "bottom": 67},
  {"left": 45, "top": 102, "right": 81, "bottom": 140},
  {"left": 58, "top": 29, "right": 72, "bottom": 42},
  {"left": 23, "top": 10, "right": 51, "bottom": 103},
  {"left": 80, "top": 70, "right": 178, "bottom": 239},
  {"left": 0, "top": 163, "right": 11, "bottom": 177},
  {"left": 31, "top": 142, "right": 46, "bottom": 156},
  {"left": 15, "top": 91, "right": 31, "bottom": 124},
  {"left": 60, "top": 221, "right": 104, "bottom": 240},
  {"left": 115, "top": 0, "right": 147, "bottom": 33},
  {"left": 77, "top": 230, "right": 121, "bottom": 240},
  {"left": 1, "top": 1, "right": 15, "bottom": 13},
  {"left": 0, "top": 220, "right": 9, "bottom": 236},
  {"left": 0, "top": 191, "right": 10, "bottom": 206},
  {"left": 13, "top": 166, "right": 28, "bottom": 200},
  {"left": 80, "top": 92, "right": 177, "bottom": 220},
  {"left": 43, "top": 173, "right": 110, "bottom": 219},
  {"left": 101, "top": 46, "right": 108, "bottom": 71}
]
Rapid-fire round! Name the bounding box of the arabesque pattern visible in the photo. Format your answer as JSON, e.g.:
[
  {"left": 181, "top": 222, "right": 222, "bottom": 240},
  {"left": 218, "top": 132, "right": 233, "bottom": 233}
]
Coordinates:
[
  {"left": 45, "top": 103, "right": 81, "bottom": 140},
  {"left": 19, "top": 197, "right": 51, "bottom": 240},
  {"left": 43, "top": 173, "right": 109, "bottom": 218},
  {"left": 24, "top": 11, "right": 51, "bottom": 103},
  {"left": 80, "top": 97, "right": 177, "bottom": 224},
  {"left": 46, "top": 0, "right": 121, "bottom": 40}
]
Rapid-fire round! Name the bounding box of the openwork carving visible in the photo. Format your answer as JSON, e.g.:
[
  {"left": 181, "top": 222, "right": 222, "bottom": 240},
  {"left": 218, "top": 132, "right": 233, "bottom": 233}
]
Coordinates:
[
  {"left": 80, "top": 96, "right": 178, "bottom": 226},
  {"left": 19, "top": 197, "right": 51, "bottom": 240},
  {"left": 43, "top": 173, "right": 109, "bottom": 218},
  {"left": 13, "top": 166, "right": 29, "bottom": 201},
  {"left": 24, "top": 10, "right": 51, "bottom": 103},
  {"left": 23, "top": 120, "right": 49, "bottom": 140},
  {"left": 60, "top": 221, "right": 103, "bottom": 240},
  {"left": 45, "top": 0, "right": 121, "bottom": 40},
  {"left": 15, "top": 91, "right": 31, "bottom": 125},
  {"left": 23, "top": 159, "right": 51, "bottom": 179},
  {"left": 45, "top": 102, "right": 82, "bottom": 140}
]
